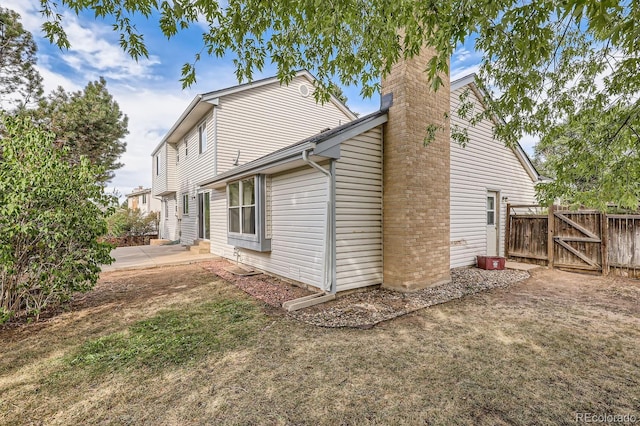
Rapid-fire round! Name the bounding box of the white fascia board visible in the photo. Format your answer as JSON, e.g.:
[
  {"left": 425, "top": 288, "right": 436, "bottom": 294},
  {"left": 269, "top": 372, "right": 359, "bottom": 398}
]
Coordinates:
[
  {"left": 200, "top": 71, "right": 310, "bottom": 102},
  {"left": 151, "top": 95, "right": 203, "bottom": 155},
  {"left": 201, "top": 70, "right": 357, "bottom": 121},
  {"left": 297, "top": 71, "right": 358, "bottom": 121},
  {"left": 451, "top": 73, "right": 478, "bottom": 92}
]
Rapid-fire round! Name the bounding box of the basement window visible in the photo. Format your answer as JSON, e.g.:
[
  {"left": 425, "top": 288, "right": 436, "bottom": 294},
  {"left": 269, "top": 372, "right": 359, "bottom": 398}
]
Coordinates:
[{"left": 227, "top": 175, "right": 271, "bottom": 252}]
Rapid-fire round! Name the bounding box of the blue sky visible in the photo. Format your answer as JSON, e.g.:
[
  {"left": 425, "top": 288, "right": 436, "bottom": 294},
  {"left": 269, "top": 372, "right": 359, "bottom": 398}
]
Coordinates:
[{"left": 6, "top": 0, "right": 510, "bottom": 200}]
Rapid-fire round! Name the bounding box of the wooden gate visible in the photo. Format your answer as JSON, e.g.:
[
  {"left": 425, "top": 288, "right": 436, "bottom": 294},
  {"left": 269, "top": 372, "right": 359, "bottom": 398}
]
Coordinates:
[
  {"left": 549, "top": 207, "right": 605, "bottom": 273},
  {"left": 506, "top": 205, "right": 640, "bottom": 277}
]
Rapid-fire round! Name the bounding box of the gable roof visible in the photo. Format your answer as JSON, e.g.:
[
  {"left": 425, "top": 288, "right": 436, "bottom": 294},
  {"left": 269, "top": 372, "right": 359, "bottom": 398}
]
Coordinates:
[
  {"left": 451, "top": 73, "right": 541, "bottom": 182},
  {"left": 151, "top": 70, "right": 357, "bottom": 156},
  {"left": 126, "top": 187, "right": 151, "bottom": 197},
  {"left": 200, "top": 110, "right": 389, "bottom": 188}
]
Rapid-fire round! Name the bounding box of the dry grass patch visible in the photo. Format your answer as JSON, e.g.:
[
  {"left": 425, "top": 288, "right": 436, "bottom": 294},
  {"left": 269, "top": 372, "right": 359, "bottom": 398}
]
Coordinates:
[{"left": 1, "top": 265, "right": 639, "bottom": 425}]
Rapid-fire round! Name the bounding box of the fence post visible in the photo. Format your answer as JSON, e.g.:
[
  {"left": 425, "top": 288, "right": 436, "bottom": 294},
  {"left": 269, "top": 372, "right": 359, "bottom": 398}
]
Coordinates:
[
  {"left": 601, "top": 212, "right": 609, "bottom": 276},
  {"left": 547, "top": 205, "right": 555, "bottom": 268},
  {"left": 505, "top": 203, "right": 511, "bottom": 259}
]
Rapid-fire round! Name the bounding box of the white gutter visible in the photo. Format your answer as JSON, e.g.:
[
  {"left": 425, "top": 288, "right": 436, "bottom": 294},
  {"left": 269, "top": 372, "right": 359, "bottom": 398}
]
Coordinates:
[{"left": 302, "top": 148, "right": 335, "bottom": 294}]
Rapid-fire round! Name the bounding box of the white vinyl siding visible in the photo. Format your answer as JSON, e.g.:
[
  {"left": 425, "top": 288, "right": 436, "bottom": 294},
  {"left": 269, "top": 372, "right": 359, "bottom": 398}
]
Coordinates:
[
  {"left": 215, "top": 75, "right": 352, "bottom": 175},
  {"left": 166, "top": 144, "right": 177, "bottom": 191},
  {"left": 152, "top": 145, "right": 167, "bottom": 195},
  {"left": 450, "top": 86, "right": 537, "bottom": 267},
  {"left": 177, "top": 113, "right": 214, "bottom": 246},
  {"left": 168, "top": 74, "right": 352, "bottom": 247},
  {"left": 152, "top": 143, "right": 177, "bottom": 196},
  {"left": 180, "top": 189, "right": 197, "bottom": 246},
  {"left": 211, "top": 166, "right": 328, "bottom": 289},
  {"left": 160, "top": 195, "right": 178, "bottom": 240},
  {"left": 335, "top": 127, "right": 383, "bottom": 291}
]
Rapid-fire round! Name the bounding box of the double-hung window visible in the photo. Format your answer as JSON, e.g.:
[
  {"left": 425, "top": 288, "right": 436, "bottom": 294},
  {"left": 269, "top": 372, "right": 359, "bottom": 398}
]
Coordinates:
[
  {"left": 198, "top": 122, "right": 207, "bottom": 154},
  {"left": 227, "top": 176, "right": 270, "bottom": 251},
  {"left": 228, "top": 178, "right": 255, "bottom": 234}
]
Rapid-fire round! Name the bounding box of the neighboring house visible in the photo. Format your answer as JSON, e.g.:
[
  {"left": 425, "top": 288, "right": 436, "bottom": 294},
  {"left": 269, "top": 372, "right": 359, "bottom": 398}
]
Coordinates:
[
  {"left": 126, "top": 186, "right": 161, "bottom": 216},
  {"left": 155, "top": 48, "right": 540, "bottom": 298},
  {"left": 151, "top": 71, "right": 356, "bottom": 243}
]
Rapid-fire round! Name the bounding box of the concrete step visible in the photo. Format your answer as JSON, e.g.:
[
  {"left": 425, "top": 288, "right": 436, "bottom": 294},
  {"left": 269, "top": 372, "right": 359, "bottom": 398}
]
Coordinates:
[{"left": 189, "top": 239, "right": 210, "bottom": 254}]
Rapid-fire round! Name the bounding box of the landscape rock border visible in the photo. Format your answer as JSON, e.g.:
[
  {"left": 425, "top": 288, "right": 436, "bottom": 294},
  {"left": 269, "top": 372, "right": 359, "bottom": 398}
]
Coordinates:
[
  {"left": 205, "top": 259, "right": 532, "bottom": 328},
  {"left": 289, "top": 268, "right": 531, "bottom": 328}
]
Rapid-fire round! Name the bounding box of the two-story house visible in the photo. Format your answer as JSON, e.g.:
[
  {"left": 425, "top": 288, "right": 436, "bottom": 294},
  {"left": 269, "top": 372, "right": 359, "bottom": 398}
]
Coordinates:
[
  {"left": 151, "top": 71, "right": 356, "bottom": 244},
  {"left": 154, "top": 51, "right": 540, "bottom": 308}
]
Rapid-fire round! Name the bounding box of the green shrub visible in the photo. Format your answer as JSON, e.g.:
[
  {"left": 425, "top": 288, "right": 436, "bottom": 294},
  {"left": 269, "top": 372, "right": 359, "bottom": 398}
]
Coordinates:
[{"left": 0, "top": 114, "right": 114, "bottom": 322}]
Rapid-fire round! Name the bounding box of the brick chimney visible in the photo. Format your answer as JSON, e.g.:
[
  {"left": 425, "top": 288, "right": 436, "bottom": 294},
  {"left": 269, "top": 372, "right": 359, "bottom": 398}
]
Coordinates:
[{"left": 381, "top": 45, "right": 451, "bottom": 291}]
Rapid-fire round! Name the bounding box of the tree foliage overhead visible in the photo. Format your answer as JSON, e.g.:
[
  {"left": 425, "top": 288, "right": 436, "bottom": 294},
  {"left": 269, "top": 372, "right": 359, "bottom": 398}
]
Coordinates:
[
  {"left": 0, "top": 114, "right": 114, "bottom": 323},
  {"left": 29, "top": 77, "right": 129, "bottom": 182},
  {"left": 0, "top": 7, "right": 43, "bottom": 110},
  {"left": 38, "top": 0, "right": 640, "bottom": 208}
]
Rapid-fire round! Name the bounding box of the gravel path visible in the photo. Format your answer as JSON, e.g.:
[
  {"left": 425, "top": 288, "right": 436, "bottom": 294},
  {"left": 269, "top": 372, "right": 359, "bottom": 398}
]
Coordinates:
[{"left": 204, "top": 259, "right": 531, "bottom": 328}]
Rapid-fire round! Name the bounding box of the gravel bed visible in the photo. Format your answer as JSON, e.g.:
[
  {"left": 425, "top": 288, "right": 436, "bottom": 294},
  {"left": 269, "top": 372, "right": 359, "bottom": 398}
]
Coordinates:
[
  {"left": 289, "top": 267, "right": 530, "bottom": 328},
  {"left": 203, "top": 259, "right": 313, "bottom": 307},
  {"left": 204, "top": 259, "right": 530, "bottom": 328}
]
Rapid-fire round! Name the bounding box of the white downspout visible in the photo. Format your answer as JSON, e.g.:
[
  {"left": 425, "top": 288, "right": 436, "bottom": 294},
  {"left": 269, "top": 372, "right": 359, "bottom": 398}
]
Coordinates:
[
  {"left": 213, "top": 107, "right": 218, "bottom": 176},
  {"left": 302, "top": 149, "right": 335, "bottom": 294}
]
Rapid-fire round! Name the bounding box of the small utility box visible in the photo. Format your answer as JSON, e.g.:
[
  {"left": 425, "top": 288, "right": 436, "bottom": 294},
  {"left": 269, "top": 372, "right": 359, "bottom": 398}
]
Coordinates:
[{"left": 476, "top": 256, "right": 505, "bottom": 270}]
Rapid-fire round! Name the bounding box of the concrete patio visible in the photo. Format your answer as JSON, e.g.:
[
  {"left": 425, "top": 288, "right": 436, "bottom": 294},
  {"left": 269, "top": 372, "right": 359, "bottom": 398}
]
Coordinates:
[{"left": 102, "top": 244, "right": 217, "bottom": 272}]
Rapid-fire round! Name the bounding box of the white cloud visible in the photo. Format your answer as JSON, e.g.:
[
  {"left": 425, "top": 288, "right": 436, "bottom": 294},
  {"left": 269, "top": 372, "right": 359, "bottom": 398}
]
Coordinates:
[
  {"left": 453, "top": 47, "right": 471, "bottom": 64},
  {"left": 2, "top": 0, "right": 42, "bottom": 33},
  {"left": 59, "top": 14, "right": 161, "bottom": 81},
  {"left": 35, "top": 62, "right": 83, "bottom": 92}
]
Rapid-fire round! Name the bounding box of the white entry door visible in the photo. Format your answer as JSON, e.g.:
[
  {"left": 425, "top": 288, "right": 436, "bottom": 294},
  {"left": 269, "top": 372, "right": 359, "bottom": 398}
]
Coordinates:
[{"left": 486, "top": 192, "right": 499, "bottom": 256}]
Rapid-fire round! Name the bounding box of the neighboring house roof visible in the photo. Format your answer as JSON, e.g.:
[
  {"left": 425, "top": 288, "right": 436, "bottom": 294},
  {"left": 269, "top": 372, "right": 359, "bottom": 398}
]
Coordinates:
[
  {"left": 126, "top": 187, "right": 152, "bottom": 197},
  {"left": 200, "top": 110, "right": 389, "bottom": 189},
  {"left": 450, "top": 73, "right": 541, "bottom": 182},
  {"left": 151, "top": 70, "right": 357, "bottom": 156}
]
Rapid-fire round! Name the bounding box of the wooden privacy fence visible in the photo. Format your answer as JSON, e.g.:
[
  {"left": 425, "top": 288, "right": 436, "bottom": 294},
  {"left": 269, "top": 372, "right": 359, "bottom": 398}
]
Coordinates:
[{"left": 506, "top": 205, "right": 640, "bottom": 278}]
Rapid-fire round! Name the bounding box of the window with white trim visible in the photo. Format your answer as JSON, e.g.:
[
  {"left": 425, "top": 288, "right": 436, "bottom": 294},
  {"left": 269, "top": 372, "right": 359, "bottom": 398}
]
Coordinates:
[
  {"left": 228, "top": 178, "right": 255, "bottom": 235},
  {"left": 142, "top": 194, "right": 147, "bottom": 204},
  {"left": 182, "top": 193, "right": 189, "bottom": 215},
  {"left": 487, "top": 196, "right": 495, "bottom": 225},
  {"left": 198, "top": 122, "right": 207, "bottom": 154},
  {"left": 155, "top": 154, "right": 160, "bottom": 175},
  {"left": 227, "top": 175, "right": 271, "bottom": 252}
]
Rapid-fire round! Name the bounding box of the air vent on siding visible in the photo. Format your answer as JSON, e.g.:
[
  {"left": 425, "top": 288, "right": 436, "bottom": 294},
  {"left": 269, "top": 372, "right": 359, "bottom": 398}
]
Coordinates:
[{"left": 299, "top": 83, "right": 310, "bottom": 97}]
